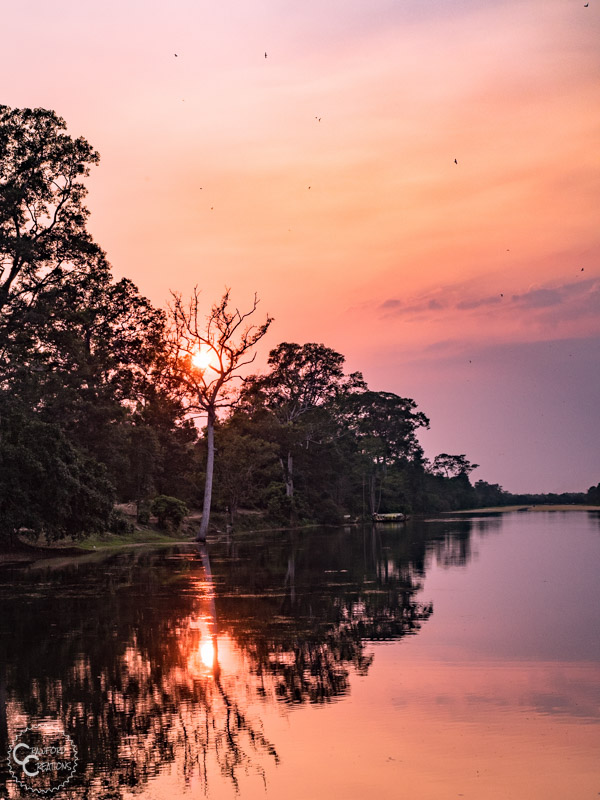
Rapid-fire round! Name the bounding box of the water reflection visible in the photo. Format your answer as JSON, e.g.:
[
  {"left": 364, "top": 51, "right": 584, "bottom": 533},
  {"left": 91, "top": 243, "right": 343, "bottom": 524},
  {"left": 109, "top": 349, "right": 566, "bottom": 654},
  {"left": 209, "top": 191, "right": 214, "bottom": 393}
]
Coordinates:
[
  {"left": 0, "top": 515, "right": 563, "bottom": 798},
  {"left": 0, "top": 544, "right": 279, "bottom": 796}
]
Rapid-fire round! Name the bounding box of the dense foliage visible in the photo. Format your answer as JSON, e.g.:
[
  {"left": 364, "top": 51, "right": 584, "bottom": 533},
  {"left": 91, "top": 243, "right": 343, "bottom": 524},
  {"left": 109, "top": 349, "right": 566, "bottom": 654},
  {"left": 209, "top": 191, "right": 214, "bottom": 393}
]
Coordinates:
[
  {"left": 0, "top": 106, "right": 596, "bottom": 547},
  {"left": 0, "top": 106, "right": 196, "bottom": 545}
]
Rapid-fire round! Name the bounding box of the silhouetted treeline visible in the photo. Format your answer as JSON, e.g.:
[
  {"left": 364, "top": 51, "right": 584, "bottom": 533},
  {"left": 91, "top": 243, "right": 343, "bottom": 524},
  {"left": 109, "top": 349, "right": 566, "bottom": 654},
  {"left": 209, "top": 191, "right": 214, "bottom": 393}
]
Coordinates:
[
  {"left": 469, "top": 481, "right": 598, "bottom": 508},
  {"left": 1, "top": 106, "right": 596, "bottom": 547}
]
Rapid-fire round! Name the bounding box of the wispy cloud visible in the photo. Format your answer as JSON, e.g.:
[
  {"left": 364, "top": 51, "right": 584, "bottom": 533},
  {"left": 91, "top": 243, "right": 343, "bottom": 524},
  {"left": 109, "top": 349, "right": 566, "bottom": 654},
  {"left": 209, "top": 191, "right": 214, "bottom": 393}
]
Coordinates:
[
  {"left": 379, "top": 277, "right": 599, "bottom": 325},
  {"left": 457, "top": 296, "right": 502, "bottom": 311},
  {"left": 511, "top": 280, "right": 600, "bottom": 314}
]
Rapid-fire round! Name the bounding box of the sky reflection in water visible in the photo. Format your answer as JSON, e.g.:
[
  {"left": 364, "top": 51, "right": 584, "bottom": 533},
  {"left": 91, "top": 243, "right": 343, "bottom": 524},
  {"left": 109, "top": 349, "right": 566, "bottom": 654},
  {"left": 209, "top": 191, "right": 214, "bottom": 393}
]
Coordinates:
[{"left": 0, "top": 511, "right": 598, "bottom": 799}]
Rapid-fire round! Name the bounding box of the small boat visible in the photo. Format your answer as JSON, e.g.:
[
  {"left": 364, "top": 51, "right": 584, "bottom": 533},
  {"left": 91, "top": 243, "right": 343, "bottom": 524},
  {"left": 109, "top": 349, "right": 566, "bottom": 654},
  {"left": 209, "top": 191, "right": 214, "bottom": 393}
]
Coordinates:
[{"left": 372, "top": 512, "right": 408, "bottom": 522}]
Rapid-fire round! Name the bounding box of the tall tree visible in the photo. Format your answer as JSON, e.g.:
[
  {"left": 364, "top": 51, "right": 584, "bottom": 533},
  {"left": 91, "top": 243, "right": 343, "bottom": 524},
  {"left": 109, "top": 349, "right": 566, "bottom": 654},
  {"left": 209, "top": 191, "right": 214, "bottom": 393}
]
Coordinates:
[
  {"left": 243, "top": 342, "right": 365, "bottom": 499},
  {"left": 342, "top": 390, "right": 430, "bottom": 514},
  {"left": 2, "top": 263, "right": 169, "bottom": 486},
  {"left": 0, "top": 105, "right": 189, "bottom": 541},
  {"left": 0, "top": 105, "right": 102, "bottom": 322},
  {"left": 168, "top": 289, "right": 272, "bottom": 541}
]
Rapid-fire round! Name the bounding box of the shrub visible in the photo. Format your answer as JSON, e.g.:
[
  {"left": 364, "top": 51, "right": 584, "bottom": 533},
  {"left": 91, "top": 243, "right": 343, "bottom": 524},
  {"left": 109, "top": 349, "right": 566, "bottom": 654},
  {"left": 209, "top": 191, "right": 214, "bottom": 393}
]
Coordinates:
[
  {"left": 150, "top": 495, "right": 189, "bottom": 531},
  {"left": 264, "top": 483, "right": 310, "bottom": 525},
  {"left": 108, "top": 510, "right": 134, "bottom": 535}
]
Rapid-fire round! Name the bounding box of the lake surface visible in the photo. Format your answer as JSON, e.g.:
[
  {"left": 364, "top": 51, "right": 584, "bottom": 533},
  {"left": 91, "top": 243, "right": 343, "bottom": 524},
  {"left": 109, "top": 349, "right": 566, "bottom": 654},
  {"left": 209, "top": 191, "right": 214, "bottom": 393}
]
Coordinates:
[{"left": 1, "top": 511, "right": 599, "bottom": 799}]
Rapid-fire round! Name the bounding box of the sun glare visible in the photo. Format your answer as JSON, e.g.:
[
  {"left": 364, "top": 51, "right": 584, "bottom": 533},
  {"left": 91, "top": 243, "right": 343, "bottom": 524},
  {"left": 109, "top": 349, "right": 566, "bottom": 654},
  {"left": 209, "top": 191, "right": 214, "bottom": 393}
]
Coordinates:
[
  {"left": 200, "top": 640, "right": 215, "bottom": 668},
  {"left": 192, "top": 349, "right": 212, "bottom": 370}
]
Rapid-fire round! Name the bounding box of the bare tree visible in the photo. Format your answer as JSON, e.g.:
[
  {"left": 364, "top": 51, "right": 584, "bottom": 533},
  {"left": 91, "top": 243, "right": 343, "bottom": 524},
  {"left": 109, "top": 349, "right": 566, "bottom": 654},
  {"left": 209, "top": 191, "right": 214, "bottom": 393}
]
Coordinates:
[{"left": 169, "top": 288, "right": 273, "bottom": 541}]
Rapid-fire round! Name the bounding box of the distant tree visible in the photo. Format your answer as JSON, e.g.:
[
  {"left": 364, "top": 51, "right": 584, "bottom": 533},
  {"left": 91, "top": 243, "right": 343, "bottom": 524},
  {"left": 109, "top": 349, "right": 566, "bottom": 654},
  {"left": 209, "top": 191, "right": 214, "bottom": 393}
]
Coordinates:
[
  {"left": 424, "top": 454, "right": 480, "bottom": 511},
  {"left": 168, "top": 289, "right": 273, "bottom": 540},
  {"left": 342, "top": 390, "right": 430, "bottom": 514},
  {"left": 431, "top": 453, "right": 479, "bottom": 479},
  {"left": 473, "top": 480, "right": 507, "bottom": 507},
  {"left": 586, "top": 482, "right": 600, "bottom": 505},
  {"left": 344, "top": 390, "right": 429, "bottom": 461}
]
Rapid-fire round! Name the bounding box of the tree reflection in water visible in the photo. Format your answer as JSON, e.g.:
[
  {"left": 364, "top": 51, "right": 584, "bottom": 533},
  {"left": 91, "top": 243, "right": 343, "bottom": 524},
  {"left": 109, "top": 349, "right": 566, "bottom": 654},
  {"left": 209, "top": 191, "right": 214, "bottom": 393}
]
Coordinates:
[{"left": 0, "top": 518, "right": 486, "bottom": 797}]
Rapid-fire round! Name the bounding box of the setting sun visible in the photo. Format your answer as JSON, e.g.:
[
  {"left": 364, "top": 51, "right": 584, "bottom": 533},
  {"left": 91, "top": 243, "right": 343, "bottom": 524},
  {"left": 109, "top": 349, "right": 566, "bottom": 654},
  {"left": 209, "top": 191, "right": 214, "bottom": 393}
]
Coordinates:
[{"left": 192, "top": 349, "right": 212, "bottom": 370}]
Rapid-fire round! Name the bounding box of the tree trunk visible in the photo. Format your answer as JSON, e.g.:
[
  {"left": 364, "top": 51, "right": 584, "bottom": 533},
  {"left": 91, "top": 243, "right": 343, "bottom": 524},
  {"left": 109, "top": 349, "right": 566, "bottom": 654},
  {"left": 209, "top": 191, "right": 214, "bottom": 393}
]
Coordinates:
[
  {"left": 285, "top": 451, "right": 294, "bottom": 497},
  {"left": 369, "top": 475, "right": 377, "bottom": 516},
  {"left": 197, "top": 410, "right": 215, "bottom": 541}
]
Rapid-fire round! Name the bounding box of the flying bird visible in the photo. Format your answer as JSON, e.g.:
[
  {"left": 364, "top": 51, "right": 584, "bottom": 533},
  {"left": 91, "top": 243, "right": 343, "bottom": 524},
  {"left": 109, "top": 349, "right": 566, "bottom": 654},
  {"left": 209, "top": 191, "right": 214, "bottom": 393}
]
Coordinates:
[
  {"left": 265, "top": 52, "right": 267, "bottom": 58},
  {"left": 584, "top": 3, "right": 588, "bottom": 6},
  {"left": 174, "top": 53, "right": 178, "bottom": 57},
  {"left": 581, "top": 267, "right": 584, "bottom": 271},
  {"left": 454, "top": 158, "right": 458, "bottom": 164}
]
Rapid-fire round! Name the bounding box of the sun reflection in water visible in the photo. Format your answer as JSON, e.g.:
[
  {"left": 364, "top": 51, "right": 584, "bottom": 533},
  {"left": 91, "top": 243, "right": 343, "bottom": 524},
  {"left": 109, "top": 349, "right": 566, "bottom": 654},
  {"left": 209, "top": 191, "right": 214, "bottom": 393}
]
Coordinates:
[
  {"left": 184, "top": 617, "right": 231, "bottom": 678},
  {"left": 200, "top": 639, "right": 215, "bottom": 669}
]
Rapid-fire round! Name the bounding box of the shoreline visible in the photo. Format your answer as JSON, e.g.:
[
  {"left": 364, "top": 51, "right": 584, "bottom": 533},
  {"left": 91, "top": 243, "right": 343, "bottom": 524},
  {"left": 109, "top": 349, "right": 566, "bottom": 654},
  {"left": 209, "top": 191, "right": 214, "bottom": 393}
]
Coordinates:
[
  {"left": 2, "top": 505, "right": 599, "bottom": 565},
  {"left": 446, "top": 504, "right": 600, "bottom": 514}
]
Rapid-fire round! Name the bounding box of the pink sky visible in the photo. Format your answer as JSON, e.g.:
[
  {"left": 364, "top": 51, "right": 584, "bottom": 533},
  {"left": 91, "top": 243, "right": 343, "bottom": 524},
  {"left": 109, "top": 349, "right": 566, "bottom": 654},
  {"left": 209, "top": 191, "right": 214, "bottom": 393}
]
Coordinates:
[{"left": 3, "top": 0, "right": 599, "bottom": 492}]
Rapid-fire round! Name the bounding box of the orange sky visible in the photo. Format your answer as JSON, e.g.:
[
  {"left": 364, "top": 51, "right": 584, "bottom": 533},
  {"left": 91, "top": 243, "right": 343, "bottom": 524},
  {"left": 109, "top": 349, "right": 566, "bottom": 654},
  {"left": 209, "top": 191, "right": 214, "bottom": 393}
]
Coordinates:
[{"left": 3, "top": 0, "right": 599, "bottom": 491}]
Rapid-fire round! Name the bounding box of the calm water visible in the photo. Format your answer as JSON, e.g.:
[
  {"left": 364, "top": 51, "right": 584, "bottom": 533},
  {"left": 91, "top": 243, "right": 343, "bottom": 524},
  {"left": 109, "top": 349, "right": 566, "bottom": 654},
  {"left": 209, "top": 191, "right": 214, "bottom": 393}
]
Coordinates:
[{"left": 1, "top": 511, "right": 599, "bottom": 799}]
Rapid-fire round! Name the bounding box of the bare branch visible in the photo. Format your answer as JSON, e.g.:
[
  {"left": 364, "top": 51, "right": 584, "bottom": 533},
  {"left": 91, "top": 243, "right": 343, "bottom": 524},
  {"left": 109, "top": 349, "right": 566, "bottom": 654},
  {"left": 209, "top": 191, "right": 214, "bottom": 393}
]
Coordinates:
[{"left": 167, "top": 288, "right": 273, "bottom": 416}]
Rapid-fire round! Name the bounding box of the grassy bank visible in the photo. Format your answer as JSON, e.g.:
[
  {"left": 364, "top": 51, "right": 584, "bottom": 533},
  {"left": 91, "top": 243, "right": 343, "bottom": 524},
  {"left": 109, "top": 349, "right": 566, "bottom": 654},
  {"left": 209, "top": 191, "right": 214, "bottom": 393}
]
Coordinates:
[
  {"left": 75, "top": 527, "right": 186, "bottom": 551},
  {"left": 0, "top": 511, "right": 329, "bottom": 563},
  {"left": 75, "top": 509, "right": 298, "bottom": 551}
]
